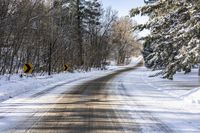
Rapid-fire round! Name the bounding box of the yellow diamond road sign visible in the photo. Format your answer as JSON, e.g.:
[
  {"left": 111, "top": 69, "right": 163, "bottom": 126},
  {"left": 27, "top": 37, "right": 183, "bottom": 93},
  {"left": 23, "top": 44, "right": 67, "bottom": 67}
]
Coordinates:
[
  {"left": 64, "top": 64, "right": 69, "bottom": 71},
  {"left": 23, "top": 64, "right": 33, "bottom": 74}
]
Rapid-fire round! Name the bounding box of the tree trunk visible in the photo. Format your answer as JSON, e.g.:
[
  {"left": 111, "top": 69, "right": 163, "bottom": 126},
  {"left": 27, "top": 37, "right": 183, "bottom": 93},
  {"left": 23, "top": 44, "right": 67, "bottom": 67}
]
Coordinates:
[
  {"left": 198, "top": 66, "right": 200, "bottom": 76},
  {"left": 76, "top": 0, "right": 83, "bottom": 66},
  {"left": 48, "top": 42, "right": 52, "bottom": 76}
]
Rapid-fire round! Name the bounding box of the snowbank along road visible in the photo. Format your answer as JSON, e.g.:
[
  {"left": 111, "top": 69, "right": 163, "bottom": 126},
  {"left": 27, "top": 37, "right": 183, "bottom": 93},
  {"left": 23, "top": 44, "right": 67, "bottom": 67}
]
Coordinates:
[{"left": 1, "top": 61, "right": 200, "bottom": 133}]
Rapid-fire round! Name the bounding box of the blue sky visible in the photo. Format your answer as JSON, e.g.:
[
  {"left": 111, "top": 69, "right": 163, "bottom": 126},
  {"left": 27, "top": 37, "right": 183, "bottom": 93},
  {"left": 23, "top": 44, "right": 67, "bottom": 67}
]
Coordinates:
[
  {"left": 101, "top": 0, "right": 149, "bottom": 37},
  {"left": 101, "top": 0, "right": 145, "bottom": 17}
]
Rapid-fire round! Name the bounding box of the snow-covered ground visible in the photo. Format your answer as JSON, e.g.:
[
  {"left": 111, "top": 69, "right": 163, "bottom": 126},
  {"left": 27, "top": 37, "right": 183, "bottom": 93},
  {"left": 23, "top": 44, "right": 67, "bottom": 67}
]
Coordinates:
[
  {"left": 111, "top": 66, "right": 200, "bottom": 133},
  {"left": 0, "top": 70, "right": 110, "bottom": 102},
  {"left": 142, "top": 68, "right": 200, "bottom": 105}
]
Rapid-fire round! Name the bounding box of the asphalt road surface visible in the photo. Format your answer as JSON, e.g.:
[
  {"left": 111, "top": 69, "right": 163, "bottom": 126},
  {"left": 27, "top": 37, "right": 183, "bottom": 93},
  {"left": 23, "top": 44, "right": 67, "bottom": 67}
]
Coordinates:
[{"left": 3, "top": 62, "right": 197, "bottom": 133}]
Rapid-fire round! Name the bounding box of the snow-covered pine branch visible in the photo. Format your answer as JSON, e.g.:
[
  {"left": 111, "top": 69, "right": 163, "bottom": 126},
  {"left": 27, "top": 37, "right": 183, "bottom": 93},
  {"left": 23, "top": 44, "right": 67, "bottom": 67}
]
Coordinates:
[{"left": 130, "top": 0, "right": 200, "bottom": 79}]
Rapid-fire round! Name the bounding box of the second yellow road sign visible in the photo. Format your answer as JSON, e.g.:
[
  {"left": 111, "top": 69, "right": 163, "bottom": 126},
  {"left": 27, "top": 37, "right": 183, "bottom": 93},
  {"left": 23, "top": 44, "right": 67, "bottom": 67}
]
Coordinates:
[{"left": 23, "top": 64, "right": 33, "bottom": 74}]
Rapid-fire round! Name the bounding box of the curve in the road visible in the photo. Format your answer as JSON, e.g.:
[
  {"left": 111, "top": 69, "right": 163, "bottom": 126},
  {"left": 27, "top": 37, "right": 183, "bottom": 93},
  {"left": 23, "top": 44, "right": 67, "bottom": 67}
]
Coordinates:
[{"left": 7, "top": 62, "right": 148, "bottom": 133}]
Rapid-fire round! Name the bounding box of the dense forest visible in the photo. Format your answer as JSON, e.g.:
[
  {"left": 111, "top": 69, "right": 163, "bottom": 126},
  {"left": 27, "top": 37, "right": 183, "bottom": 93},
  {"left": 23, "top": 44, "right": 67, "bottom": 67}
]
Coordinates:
[
  {"left": 0, "top": 0, "right": 140, "bottom": 75},
  {"left": 131, "top": 0, "right": 200, "bottom": 79}
]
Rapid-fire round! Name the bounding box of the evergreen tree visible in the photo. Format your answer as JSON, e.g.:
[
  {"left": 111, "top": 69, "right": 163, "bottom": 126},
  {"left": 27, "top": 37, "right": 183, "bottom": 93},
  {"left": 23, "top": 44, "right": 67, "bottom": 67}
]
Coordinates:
[{"left": 131, "top": 0, "right": 200, "bottom": 79}]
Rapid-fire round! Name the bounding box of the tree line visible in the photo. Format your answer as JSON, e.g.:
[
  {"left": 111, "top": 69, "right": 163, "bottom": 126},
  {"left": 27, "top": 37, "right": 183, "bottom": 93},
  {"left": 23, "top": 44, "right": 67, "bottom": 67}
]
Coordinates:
[{"left": 0, "top": 0, "right": 140, "bottom": 75}]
